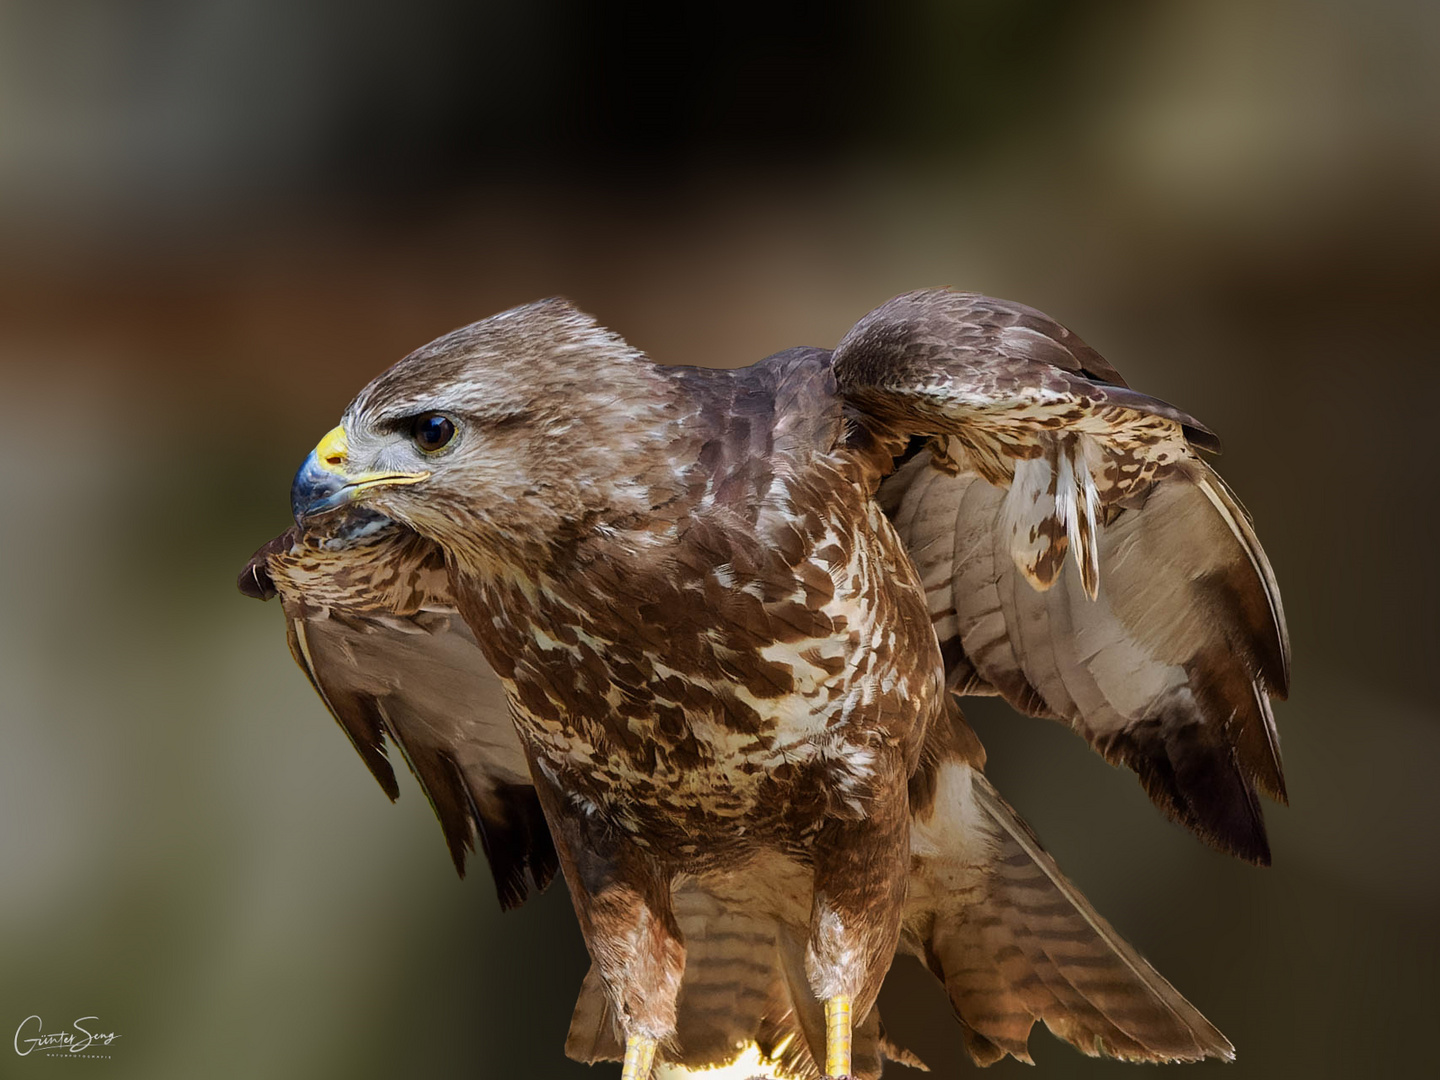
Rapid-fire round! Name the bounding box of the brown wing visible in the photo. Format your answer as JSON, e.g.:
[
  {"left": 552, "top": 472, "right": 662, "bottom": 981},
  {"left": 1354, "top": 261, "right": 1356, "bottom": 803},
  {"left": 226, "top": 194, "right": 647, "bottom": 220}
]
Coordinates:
[
  {"left": 836, "top": 288, "right": 1289, "bottom": 864},
  {"left": 238, "top": 510, "right": 557, "bottom": 909}
]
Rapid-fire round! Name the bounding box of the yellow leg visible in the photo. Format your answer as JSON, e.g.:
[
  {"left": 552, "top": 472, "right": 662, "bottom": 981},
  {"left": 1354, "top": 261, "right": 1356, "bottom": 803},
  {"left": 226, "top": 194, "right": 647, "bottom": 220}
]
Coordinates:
[
  {"left": 824, "top": 995, "right": 852, "bottom": 1078},
  {"left": 621, "top": 1034, "right": 658, "bottom": 1080}
]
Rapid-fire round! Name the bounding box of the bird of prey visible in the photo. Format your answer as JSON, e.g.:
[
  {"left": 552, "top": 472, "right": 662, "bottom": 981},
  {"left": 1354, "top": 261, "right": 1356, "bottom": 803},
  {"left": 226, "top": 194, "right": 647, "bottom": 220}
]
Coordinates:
[{"left": 240, "top": 289, "right": 1288, "bottom": 1079}]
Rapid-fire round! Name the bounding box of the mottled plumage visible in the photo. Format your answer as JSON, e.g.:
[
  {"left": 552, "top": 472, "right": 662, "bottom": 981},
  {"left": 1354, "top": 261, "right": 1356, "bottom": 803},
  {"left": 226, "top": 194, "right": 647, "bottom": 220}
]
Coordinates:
[{"left": 241, "top": 289, "right": 1286, "bottom": 1076}]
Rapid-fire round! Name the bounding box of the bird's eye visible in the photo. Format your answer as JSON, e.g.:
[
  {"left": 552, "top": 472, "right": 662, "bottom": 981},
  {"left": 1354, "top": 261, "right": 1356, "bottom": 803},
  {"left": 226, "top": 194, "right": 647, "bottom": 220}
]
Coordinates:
[{"left": 411, "top": 412, "right": 457, "bottom": 453}]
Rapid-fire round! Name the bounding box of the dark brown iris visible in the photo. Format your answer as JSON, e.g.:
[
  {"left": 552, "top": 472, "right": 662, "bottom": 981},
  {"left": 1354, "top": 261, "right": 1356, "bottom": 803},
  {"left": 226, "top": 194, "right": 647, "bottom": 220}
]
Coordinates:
[{"left": 412, "top": 412, "right": 456, "bottom": 453}]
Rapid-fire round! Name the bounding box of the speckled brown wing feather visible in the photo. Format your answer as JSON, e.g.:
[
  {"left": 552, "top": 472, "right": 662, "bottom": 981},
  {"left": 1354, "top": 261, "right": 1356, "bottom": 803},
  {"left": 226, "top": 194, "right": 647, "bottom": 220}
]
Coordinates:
[
  {"left": 836, "top": 288, "right": 1288, "bottom": 864},
  {"left": 238, "top": 510, "right": 557, "bottom": 908}
]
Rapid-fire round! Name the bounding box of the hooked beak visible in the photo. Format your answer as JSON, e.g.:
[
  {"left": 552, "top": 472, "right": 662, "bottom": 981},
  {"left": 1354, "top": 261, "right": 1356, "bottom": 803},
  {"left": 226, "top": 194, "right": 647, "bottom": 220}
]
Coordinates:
[{"left": 290, "top": 425, "right": 429, "bottom": 525}]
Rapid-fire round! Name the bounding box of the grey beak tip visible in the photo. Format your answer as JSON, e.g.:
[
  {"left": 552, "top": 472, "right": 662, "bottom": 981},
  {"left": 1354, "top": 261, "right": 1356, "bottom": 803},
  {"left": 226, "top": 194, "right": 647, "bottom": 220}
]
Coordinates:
[{"left": 290, "top": 452, "right": 346, "bottom": 527}]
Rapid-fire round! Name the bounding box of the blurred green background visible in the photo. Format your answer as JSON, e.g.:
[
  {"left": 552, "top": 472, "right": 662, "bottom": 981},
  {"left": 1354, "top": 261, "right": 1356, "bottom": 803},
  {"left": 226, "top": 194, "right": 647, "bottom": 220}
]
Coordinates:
[{"left": 1, "top": 1, "right": 1436, "bottom": 1077}]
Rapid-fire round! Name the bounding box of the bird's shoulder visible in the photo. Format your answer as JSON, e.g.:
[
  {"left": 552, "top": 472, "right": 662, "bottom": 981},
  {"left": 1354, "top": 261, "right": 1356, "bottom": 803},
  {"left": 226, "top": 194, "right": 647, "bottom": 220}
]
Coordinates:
[{"left": 655, "top": 346, "right": 842, "bottom": 469}]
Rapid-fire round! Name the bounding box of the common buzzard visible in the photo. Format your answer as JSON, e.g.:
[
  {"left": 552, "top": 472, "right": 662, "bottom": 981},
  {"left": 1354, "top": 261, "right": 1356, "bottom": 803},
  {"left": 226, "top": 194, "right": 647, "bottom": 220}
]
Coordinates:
[{"left": 240, "top": 289, "right": 1287, "bottom": 1078}]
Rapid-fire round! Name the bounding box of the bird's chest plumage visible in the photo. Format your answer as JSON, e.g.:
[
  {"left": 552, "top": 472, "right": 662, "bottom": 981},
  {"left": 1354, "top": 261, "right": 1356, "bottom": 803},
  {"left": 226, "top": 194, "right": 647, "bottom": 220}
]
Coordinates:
[{"left": 456, "top": 468, "right": 943, "bottom": 858}]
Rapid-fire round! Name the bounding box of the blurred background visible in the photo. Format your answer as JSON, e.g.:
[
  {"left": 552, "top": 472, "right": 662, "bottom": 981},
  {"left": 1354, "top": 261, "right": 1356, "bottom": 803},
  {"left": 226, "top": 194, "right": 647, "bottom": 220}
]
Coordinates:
[{"left": 1, "top": 1, "right": 1436, "bottom": 1077}]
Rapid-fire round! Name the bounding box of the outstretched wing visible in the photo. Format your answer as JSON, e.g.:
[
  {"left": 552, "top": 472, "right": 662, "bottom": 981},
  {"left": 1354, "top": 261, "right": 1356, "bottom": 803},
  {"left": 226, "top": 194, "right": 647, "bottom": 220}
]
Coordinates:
[
  {"left": 238, "top": 510, "right": 557, "bottom": 908},
  {"left": 836, "top": 289, "right": 1289, "bottom": 863}
]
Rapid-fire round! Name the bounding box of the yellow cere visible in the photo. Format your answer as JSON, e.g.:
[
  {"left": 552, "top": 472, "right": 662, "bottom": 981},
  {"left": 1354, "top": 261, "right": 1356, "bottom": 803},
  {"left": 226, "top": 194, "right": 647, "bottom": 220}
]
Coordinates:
[{"left": 313, "top": 425, "right": 349, "bottom": 472}]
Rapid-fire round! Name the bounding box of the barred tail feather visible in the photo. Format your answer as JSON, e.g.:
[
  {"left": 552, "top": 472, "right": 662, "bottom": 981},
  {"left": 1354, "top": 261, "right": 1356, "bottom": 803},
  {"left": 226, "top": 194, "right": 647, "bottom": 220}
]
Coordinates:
[
  {"left": 905, "top": 759, "right": 1234, "bottom": 1066},
  {"left": 565, "top": 863, "right": 909, "bottom": 1079}
]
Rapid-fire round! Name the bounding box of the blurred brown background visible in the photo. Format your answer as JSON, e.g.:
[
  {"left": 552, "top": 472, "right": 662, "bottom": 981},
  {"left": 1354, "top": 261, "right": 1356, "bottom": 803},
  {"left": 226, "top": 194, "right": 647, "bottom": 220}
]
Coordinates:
[{"left": 1, "top": 1, "right": 1436, "bottom": 1077}]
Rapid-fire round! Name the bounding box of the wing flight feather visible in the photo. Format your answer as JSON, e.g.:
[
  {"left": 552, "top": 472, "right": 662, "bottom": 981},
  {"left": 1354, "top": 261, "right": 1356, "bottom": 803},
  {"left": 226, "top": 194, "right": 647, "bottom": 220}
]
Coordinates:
[{"left": 838, "top": 288, "right": 1289, "bottom": 862}]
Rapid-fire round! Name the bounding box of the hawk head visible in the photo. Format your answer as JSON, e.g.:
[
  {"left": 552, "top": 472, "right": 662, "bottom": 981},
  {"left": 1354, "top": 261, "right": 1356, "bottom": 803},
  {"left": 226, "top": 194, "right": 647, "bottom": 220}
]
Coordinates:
[{"left": 290, "top": 298, "right": 664, "bottom": 555}]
